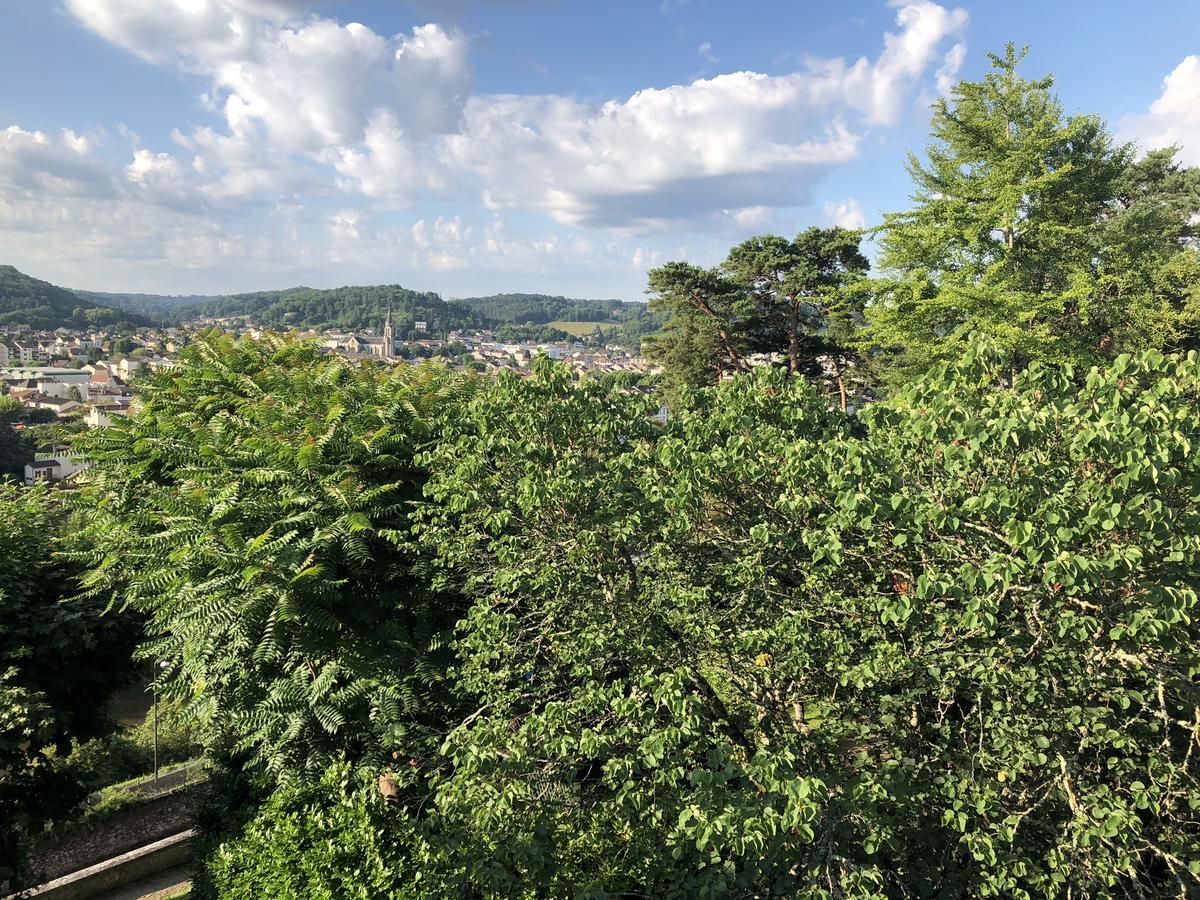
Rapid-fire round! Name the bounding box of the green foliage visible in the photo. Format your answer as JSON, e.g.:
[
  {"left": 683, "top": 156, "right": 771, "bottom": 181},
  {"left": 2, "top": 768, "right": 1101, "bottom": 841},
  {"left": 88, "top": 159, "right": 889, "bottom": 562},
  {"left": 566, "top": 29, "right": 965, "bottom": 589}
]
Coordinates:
[
  {"left": 0, "top": 484, "right": 139, "bottom": 882},
  {"left": 74, "top": 334, "right": 474, "bottom": 783},
  {"left": 0, "top": 265, "right": 151, "bottom": 330},
  {"left": 61, "top": 695, "right": 203, "bottom": 792},
  {"left": 724, "top": 227, "right": 869, "bottom": 378},
  {"left": 645, "top": 229, "right": 870, "bottom": 403},
  {"left": 176, "top": 284, "right": 484, "bottom": 338},
  {"left": 864, "top": 45, "right": 1200, "bottom": 383},
  {"left": 0, "top": 395, "right": 23, "bottom": 423},
  {"left": 405, "top": 347, "right": 1200, "bottom": 896},
  {"left": 0, "top": 421, "right": 32, "bottom": 478},
  {"left": 644, "top": 261, "right": 757, "bottom": 389},
  {"left": 64, "top": 332, "right": 1200, "bottom": 896},
  {"left": 208, "top": 764, "right": 425, "bottom": 900}
]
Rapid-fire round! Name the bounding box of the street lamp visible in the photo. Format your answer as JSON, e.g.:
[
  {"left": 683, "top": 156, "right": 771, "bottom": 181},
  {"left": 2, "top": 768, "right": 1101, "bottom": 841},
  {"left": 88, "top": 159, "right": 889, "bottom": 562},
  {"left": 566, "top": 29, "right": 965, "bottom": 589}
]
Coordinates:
[{"left": 151, "top": 659, "right": 168, "bottom": 782}]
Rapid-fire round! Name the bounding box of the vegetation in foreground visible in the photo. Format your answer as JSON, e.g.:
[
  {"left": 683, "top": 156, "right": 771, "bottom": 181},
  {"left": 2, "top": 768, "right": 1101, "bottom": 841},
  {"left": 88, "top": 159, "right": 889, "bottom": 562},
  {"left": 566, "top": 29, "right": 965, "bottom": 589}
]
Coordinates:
[
  {"left": 54, "top": 333, "right": 1199, "bottom": 898},
  {"left": 2, "top": 42, "right": 1200, "bottom": 899}
]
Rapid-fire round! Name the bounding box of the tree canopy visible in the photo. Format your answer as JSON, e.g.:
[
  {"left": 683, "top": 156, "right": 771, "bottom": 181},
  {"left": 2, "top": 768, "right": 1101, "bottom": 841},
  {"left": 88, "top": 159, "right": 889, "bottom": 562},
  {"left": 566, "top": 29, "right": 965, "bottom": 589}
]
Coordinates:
[
  {"left": 862, "top": 44, "right": 1200, "bottom": 382},
  {"left": 110, "top": 338, "right": 1200, "bottom": 898},
  {"left": 645, "top": 227, "right": 870, "bottom": 404},
  {"left": 74, "top": 334, "right": 473, "bottom": 783}
]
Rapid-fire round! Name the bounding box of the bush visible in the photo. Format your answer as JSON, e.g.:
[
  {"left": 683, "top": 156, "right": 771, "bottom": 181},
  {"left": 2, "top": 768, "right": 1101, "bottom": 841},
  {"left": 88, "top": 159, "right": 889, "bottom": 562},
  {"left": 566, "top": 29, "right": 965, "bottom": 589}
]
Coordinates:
[
  {"left": 409, "top": 347, "right": 1200, "bottom": 896},
  {"left": 207, "top": 764, "right": 429, "bottom": 900},
  {"left": 60, "top": 696, "right": 203, "bottom": 792}
]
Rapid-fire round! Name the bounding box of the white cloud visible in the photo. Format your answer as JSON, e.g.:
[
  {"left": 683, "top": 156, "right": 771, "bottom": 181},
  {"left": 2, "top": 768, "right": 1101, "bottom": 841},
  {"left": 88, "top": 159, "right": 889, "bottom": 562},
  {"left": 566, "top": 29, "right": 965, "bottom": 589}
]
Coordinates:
[
  {"left": 698, "top": 41, "right": 718, "bottom": 64},
  {"left": 432, "top": 0, "right": 965, "bottom": 228},
  {"left": 0, "top": 126, "right": 115, "bottom": 198},
  {"left": 63, "top": 0, "right": 301, "bottom": 74},
  {"left": 1121, "top": 55, "right": 1200, "bottom": 166},
  {"left": 65, "top": 0, "right": 320, "bottom": 63},
  {"left": 1, "top": 0, "right": 972, "bottom": 291},
  {"left": 823, "top": 197, "right": 867, "bottom": 229},
  {"left": 62, "top": 0, "right": 963, "bottom": 232},
  {"left": 444, "top": 81, "right": 861, "bottom": 229},
  {"left": 934, "top": 41, "right": 966, "bottom": 95}
]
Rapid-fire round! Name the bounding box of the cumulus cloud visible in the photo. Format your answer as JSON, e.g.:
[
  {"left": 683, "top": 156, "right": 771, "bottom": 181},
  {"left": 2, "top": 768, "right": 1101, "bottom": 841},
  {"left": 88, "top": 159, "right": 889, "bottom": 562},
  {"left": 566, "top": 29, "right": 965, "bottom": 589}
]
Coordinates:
[
  {"left": 431, "top": 0, "right": 964, "bottom": 227},
  {"left": 823, "top": 197, "right": 867, "bottom": 229},
  {"left": 65, "top": 0, "right": 320, "bottom": 63},
  {"left": 0, "top": 0, "right": 972, "bottom": 289},
  {"left": 1121, "top": 55, "right": 1200, "bottom": 166},
  {"left": 443, "top": 82, "right": 860, "bottom": 228},
  {"left": 60, "top": 0, "right": 964, "bottom": 232},
  {"left": 0, "top": 126, "right": 120, "bottom": 199}
]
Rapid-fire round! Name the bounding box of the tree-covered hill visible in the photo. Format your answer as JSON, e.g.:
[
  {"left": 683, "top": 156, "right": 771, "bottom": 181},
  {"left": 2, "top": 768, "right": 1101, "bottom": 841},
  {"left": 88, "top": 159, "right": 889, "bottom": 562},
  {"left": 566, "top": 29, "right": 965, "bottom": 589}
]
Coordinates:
[
  {"left": 72, "top": 289, "right": 218, "bottom": 319},
  {"left": 458, "top": 293, "right": 666, "bottom": 346},
  {"left": 5, "top": 268, "right": 665, "bottom": 347},
  {"left": 456, "top": 293, "right": 632, "bottom": 324},
  {"left": 0, "top": 266, "right": 152, "bottom": 330},
  {"left": 175, "top": 284, "right": 488, "bottom": 338}
]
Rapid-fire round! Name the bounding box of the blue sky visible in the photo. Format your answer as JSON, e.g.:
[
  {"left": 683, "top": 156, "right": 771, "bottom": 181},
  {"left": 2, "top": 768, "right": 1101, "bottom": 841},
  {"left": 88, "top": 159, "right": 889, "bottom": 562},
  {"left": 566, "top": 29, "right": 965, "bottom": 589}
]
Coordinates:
[{"left": 1, "top": 1, "right": 1198, "bottom": 299}]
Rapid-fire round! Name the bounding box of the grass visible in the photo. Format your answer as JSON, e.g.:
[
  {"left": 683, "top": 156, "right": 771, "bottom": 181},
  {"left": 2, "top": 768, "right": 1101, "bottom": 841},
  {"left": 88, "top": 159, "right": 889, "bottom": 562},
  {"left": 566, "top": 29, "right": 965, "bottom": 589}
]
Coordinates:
[
  {"left": 38, "top": 758, "right": 207, "bottom": 842},
  {"left": 546, "top": 320, "right": 619, "bottom": 337},
  {"left": 89, "top": 758, "right": 204, "bottom": 798}
]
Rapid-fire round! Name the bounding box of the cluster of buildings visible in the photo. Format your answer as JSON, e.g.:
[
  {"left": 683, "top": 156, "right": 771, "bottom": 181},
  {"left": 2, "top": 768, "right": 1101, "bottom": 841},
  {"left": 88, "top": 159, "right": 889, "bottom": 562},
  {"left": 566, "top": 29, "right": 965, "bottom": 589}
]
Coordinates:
[
  {"left": 1, "top": 314, "right": 656, "bottom": 489},
  {"left": 0, "top": 325, "right": 186, "bottom": 487},
  {"left": 314, "top": 314, "right": 651, "bottom": 376}
]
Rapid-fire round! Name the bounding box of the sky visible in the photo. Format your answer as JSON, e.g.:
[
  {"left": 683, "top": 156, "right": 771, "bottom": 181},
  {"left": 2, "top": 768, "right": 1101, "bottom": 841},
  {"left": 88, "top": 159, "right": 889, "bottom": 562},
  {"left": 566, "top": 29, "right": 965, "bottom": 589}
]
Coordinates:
[{"left": 1, "top": 1, "right": 1198, "bottom": 300}]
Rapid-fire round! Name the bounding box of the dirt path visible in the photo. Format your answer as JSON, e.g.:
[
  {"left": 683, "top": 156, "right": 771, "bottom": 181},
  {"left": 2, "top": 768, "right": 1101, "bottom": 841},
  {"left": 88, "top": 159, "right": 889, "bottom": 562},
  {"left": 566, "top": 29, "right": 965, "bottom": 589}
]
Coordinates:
[{"left": 94, "top": 865, "right": 191, "bottom": 900}]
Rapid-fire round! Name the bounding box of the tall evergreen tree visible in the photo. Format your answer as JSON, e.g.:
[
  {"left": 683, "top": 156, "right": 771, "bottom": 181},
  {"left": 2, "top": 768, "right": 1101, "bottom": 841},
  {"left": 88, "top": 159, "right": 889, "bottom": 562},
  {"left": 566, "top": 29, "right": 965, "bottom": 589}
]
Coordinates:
[
  {"left": 643, "top": 262, "right": 756, "bottom": 389},
  {"left": 724, "top": 227, "right": 869, "bottom": 407},
  {"left": 864, "top": 44, "right": 1200, "bottom": 382},
  {"left": 646, "top": 230, "right": 869, "bottom": 403}
]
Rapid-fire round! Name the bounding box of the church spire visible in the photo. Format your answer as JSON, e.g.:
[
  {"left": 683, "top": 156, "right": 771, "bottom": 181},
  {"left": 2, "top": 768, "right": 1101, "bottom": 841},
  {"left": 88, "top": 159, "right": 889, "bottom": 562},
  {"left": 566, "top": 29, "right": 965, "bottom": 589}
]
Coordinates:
[{"left": 383, "top": 308, "right": 394, "bottom": 355}]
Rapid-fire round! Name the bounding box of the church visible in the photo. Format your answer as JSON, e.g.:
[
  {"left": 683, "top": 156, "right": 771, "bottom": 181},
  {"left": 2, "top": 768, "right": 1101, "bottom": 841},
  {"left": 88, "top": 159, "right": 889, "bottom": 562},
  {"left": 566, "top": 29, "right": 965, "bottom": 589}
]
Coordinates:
[
  {"left": 331, "top": 311, "right": 400, "bottom": 358},
  {"left": 373, "top": 309, "right": 397, "bottom": 358}
]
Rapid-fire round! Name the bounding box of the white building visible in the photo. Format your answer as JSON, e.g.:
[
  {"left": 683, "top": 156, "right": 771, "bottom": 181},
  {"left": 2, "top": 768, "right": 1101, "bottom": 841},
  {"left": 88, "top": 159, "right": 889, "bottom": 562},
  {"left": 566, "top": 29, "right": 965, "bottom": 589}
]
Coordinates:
[{"left": 25, "top": 455, "right": 87, "bottom": 486}]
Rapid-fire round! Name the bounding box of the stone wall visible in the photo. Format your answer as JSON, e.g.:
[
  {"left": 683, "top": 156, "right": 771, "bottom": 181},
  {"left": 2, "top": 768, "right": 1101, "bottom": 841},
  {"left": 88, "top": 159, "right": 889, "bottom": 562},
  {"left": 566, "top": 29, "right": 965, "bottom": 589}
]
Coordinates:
[{"left": 26, "top": 783, "right": 204, "bottom": 885}]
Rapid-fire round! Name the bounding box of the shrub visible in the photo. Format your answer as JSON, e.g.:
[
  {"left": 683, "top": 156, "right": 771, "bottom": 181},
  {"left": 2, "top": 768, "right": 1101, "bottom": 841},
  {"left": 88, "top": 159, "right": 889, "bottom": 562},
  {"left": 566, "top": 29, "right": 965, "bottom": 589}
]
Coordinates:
[{"left": 410, "top": 347, "right": 1200, "bottom": 896}]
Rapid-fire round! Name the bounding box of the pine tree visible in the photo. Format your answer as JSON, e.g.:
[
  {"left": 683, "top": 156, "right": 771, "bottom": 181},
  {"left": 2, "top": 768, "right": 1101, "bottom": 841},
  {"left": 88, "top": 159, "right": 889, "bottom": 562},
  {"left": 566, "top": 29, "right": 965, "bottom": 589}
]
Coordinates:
[{"left": 865, "top": 44, "right": 1133, "bottom": 380}]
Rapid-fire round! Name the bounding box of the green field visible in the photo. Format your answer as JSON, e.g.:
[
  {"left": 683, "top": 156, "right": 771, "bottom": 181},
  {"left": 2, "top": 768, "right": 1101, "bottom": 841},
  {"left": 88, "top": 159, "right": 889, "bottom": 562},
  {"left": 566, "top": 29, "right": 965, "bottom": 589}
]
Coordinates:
[{"left": 546, "top": 320, "right": 619, "bottom": 336}]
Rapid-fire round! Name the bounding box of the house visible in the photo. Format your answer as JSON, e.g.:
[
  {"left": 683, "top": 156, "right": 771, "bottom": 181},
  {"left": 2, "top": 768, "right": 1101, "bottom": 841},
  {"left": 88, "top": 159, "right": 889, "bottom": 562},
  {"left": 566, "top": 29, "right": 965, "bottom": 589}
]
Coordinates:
[
  {"left": 84, "top": 403, "right": 129, "bottom": 428},
  {"left": 24, "top": 455, "right": 87, "bottom": 486},
  {"left": 22, "top": 393, "right": 84, "bottom": 417},
  {"left": 10, "top": 342, "right": 38, "bottom": 364}
]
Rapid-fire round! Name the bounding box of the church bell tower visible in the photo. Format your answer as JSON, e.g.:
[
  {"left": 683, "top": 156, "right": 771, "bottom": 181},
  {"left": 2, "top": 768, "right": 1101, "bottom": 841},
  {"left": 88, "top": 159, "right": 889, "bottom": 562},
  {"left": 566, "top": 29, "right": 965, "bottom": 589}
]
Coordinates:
[{"left": 383, "top": 309, "right": 394, "bottom": 356}]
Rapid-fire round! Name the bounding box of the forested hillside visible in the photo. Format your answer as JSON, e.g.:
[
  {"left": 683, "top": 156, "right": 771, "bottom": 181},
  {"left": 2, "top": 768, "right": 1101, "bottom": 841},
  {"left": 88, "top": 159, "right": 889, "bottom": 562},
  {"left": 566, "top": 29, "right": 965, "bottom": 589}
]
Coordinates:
[
  {"left": 457, "top": 292, "right": 633, "bottom": 323},
  {"left": 72, "top": 289, "right": 218, "bottom": 318},
  {"left": 0, "top": 266, "right": 151, "bottom": 330},
  {"left": 458, "top": 293, "right": 665, "bottom": 347},
  {"left": 173, "top": 284, "right": 485, "bottom": 337},
  {"left": 6, "top": 270, "right": 662, "bottom": 345}
]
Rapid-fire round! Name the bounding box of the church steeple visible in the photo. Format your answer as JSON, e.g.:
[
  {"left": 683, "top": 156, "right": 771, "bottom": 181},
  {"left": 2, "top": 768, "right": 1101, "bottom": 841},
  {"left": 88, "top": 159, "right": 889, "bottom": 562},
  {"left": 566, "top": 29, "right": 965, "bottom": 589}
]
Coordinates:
[{"left": 382, "top": 308, "right": 394, "bottom": 355}]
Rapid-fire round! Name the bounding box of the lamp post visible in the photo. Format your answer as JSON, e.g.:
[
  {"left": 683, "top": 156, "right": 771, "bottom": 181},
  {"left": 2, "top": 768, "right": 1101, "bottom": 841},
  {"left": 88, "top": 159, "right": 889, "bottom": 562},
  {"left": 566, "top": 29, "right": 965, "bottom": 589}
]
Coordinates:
[{"left": 152, "top": 659, "right": 168, "bottom": 782}]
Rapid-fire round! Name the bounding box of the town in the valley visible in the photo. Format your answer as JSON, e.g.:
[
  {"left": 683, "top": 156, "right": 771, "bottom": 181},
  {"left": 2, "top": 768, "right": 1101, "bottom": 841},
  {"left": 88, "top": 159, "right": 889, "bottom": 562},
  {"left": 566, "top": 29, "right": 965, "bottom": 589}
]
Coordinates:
[{"left": 0, "top": 312, "right": 653, "bottom": 486}]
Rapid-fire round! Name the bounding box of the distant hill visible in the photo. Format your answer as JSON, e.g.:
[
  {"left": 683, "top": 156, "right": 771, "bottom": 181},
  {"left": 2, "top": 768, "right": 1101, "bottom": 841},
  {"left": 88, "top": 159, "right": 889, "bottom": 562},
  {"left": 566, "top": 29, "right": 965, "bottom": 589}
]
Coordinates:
[
  {"left": 456, "top": 293, "right": 639, "bottom": 324},
  {"left": 0, "top": 269, "right": 663, "bottom": 348},
  {"left": 457, "top": 293, "right": 665, "bottom": 347},
  {"left": 177, "top": 285, "right": 487, "bottom": 339},
  {"left": 0, "top": 266, "right": 152, "bottom": 330},
  {"left": 73, "top": 289, "right": 221, "bottom": 318}
]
